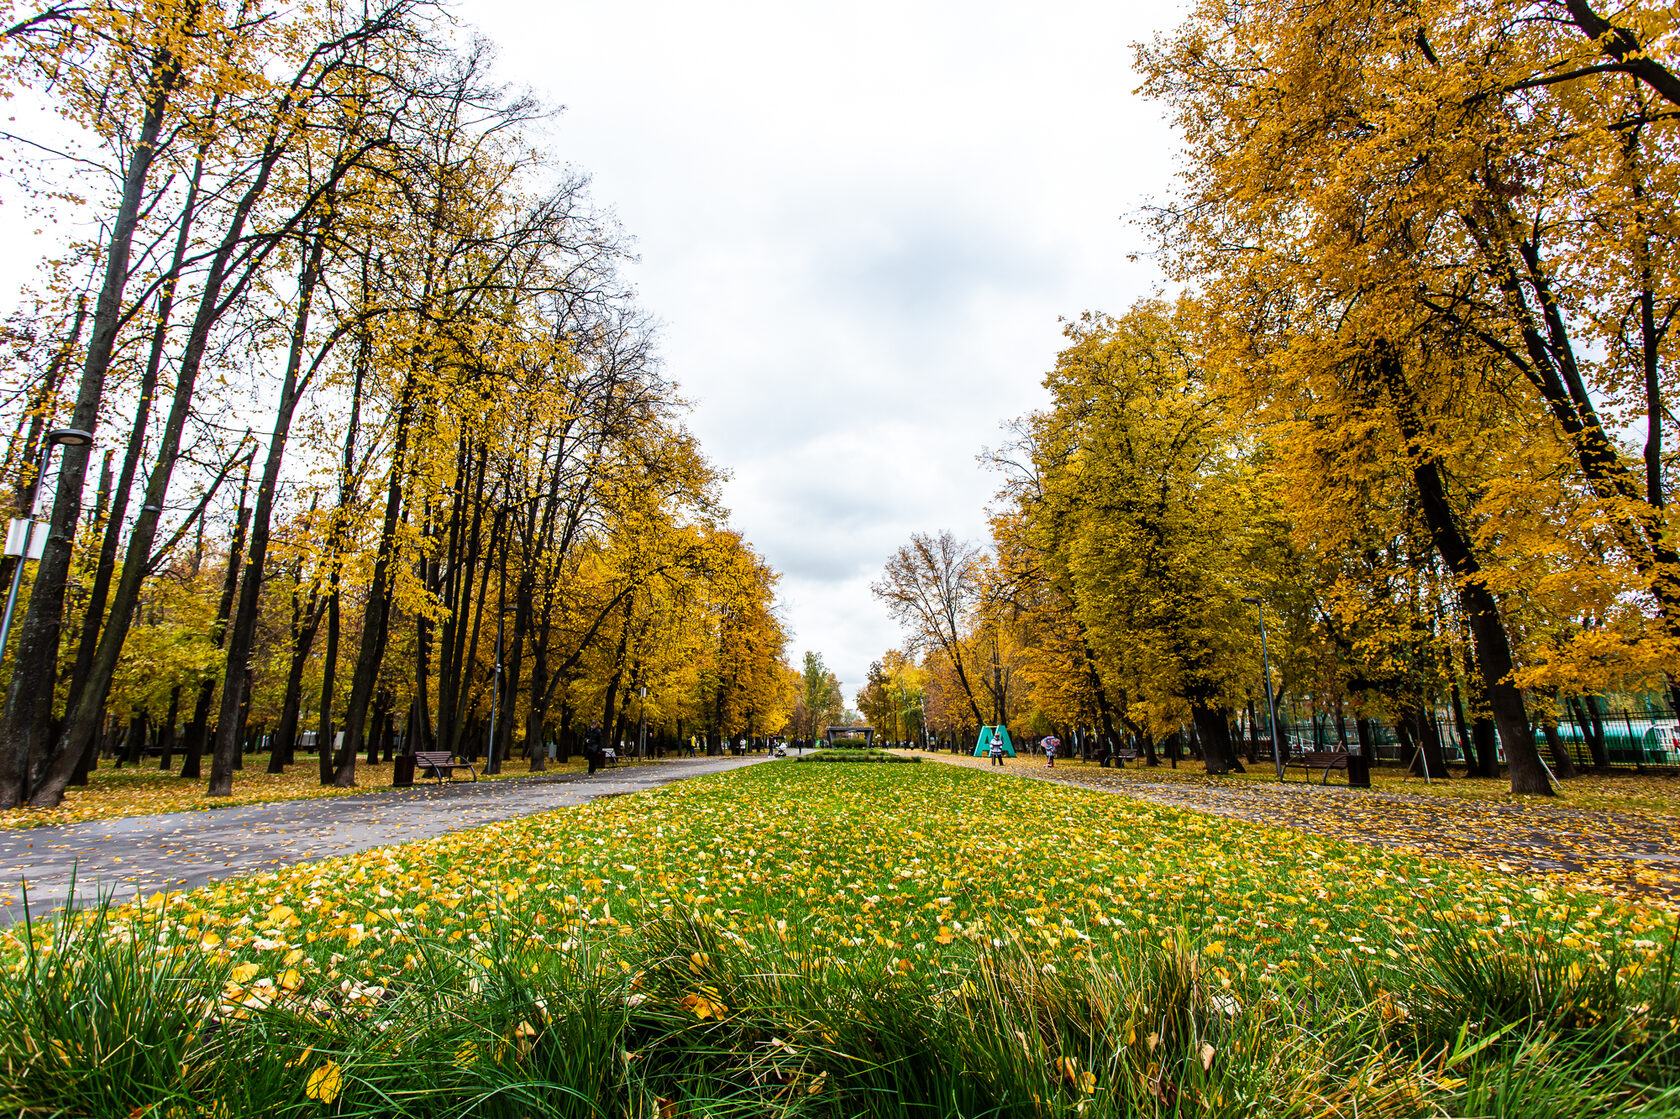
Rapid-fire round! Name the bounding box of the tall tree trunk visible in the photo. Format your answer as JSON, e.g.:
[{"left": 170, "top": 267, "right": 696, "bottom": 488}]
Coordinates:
[
  {"left": 1567, "top": 695, "right": 1608, "bottom": 768},
  {"left": 435, "top": 441, "right": 473, "bottom": 747},
  {"left": 209, "top": 224, "right": 326, "bottom": 797},
  {"left": 269, "top": 572, "right": 321, "bottom": 773},
  {"left": 1400, "top": 702, "right": 1450, "bottom": 778},
  {"left": 157, "top": 686, "right": 181, "bottom": 771},
  {"left": 317, "top": 578, "right": 340, "bottom": 786},
  {"left": 2, "top": 296, "right": 82, "bottom": 498},
  {"left": 178, "top": 470, "right": 252, "bottom": 782},
  {"left": 1471, "top": 708, "right": 1501, "bottom": 778},
  {"left": 1372, "top": 341, "right": 1551, "bottom": 795},
  {"left": 558, "top": 698, "right": 575, "bottom": 763},
  {"left": 314, "top": 326, "right": 366, "bottom": 784},
  {"left": 336, "top": 377, "right": 417, "bottom": 787},
  {"left": 120, "top": 708, "right": 147, "bottom": 769},
  {"left": 1450, "top": 676, "right": 1478, "bottom": 773},
  {"left": 1245, "top": 695, "right": 1264, "bottom": 764},
  {"left": 0, "top": 298, "right": 86, "bottom": 612},
  {"left": 487, "top": 537, "right": 526, "bottom": 776},
  {"left": 1531, "top": 687, "right": 1579, "bottom": 780},
  {"left": 71, "top": 152, "right": 207, "bottom": 710},
  {"left": 34, "top": 122, "right": 288, "bottom": 808},
  {"left": 1539, "top": 720, "right": 1574, "bottom": 778},
  {"left": 452, "top": 505, "right": 500, "bottom": 758},
  {"left": 1585, "top": 693, "right": 1610, "bottom": 766},
  {"left": 412, "top": 540, "right": 436, "bottom": 756},
  {"left": 526, "top": 625, "right": 550, "bottom": 772},
  {"left": 69, "top": 715, "right": 104, "bottom": 787},
  {"left": 0, "top": 37, "right": 184, "bottom": 808}
]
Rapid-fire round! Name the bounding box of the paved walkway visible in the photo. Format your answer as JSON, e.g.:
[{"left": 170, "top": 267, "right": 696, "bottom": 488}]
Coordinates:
[
  {"left": 911, "top": 752, "right": 1680, "bottom": 907},
  {"left": 0, "top": 755, "right": 767, "bottom": 924}
]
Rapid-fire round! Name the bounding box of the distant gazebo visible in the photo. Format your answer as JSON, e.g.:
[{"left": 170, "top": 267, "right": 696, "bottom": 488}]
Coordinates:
[{"left": 825, "top": 725, "right": 875, "bottom": 746}]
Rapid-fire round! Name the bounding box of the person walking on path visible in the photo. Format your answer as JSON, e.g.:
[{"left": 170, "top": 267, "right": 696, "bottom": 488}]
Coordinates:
[
  {"left": 586, "top": 721, "right": 604, "bottom": 775},
  {"left": 1042, "top": 734, "right": 1059, "bottom": 768},
  {"left": 988, "top": 730, "right": 1005, "bottom": 767}
]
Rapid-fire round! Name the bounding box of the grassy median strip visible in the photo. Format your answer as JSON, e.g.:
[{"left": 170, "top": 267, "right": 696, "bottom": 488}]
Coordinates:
[
  {"left": 4, "top": 762, "right": 1677, "bottom": 1116},
  {"left": 793, "top": 748, "right": 920, "bottom": 763}
]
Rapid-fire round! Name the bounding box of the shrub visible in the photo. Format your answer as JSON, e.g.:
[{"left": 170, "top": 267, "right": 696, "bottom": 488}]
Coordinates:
[{"left": 793, "top": 749, "right": 919, "bottom": 764}]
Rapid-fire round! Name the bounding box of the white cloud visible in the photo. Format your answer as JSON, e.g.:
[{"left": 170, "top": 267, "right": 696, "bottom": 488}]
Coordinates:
[{"left": 456, "top": 0, "right": 1187, "bottom": 698}]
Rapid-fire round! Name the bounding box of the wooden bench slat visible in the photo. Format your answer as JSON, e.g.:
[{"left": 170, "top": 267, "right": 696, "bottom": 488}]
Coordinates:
[
  {"left": 411, "top": 751, "right": 477, "bottom": 783},
  {"left": 1285, "top": 751, "right": 1351, "bottom": 784}
]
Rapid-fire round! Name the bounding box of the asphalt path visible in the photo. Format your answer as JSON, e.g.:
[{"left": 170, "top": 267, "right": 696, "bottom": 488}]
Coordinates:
[{"left": 0, "top": 755, "right": 768, "bottom": 925}]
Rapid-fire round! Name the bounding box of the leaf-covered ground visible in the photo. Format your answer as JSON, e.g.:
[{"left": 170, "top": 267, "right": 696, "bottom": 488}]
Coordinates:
[
  {"left": 946, "top": 752, "right": 1680, "bottom": 813},
  {"left": 911, "top": 753, "right": 1680, "bottom": 906},
  {"left": 0, "top": 754, "right": 685, "bottom": 830},
  {"left": 14, "top": 761, "right": 1666, "bottom": 1002}
]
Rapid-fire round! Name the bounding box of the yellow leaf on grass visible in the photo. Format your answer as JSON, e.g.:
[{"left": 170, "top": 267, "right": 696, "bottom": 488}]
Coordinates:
[
  {"left": 678, "top": 991, "right": 726, "bottom": 1020},
  {"left": 305, "top": 1061, "right": 343, "bottom": 1104}
]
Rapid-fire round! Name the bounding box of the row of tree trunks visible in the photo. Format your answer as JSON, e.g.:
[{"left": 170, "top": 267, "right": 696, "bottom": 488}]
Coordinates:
[
  {"left": 0, "top": 27, "right": 186, "bottom": 810},
  {"left": 207, "top": 221, "right": 329, "bottom": 796}
]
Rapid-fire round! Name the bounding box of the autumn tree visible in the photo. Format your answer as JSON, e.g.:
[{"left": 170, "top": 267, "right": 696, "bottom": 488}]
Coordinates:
[
  {"left": 1134, "top": 0, "right": 1680, "bottom": 791},
  {"left": 872, "top": 532, "right": 990, "bottom": 729}
]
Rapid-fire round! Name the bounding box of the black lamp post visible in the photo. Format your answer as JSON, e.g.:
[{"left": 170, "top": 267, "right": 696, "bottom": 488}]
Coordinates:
[
  {"left": 637, "top": 684, "right": 648, "bottom": 760},
  {"left": 1242, "top": 596, "right": 1284, "bottom": 780},
  {"left": 487, "top": 603, "right": 517, "bottom": 769}
]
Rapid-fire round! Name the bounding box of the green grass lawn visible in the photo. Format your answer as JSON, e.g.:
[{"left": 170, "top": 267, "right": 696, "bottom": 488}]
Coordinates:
[{"left": 5, "top": 762, "right": 1677, "bottom": 1117}]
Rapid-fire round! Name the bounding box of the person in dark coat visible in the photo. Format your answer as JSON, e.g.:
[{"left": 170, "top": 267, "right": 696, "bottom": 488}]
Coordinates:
[{"left": 585, "top": 721, "right": 603, "bottom": 774}]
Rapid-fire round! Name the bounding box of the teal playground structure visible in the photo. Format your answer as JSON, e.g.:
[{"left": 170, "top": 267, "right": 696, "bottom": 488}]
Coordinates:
[{"left": 972, "top": 726, "right": 1017, "bottom": 757}]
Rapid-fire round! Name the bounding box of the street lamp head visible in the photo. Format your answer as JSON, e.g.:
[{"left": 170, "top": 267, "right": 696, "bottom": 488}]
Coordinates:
[
  {"left": 1241, "top": 596, "right": 1261, "bottom": 605},
  {"left": 46, "top": 428, "right": 93, "bottom": 448}
]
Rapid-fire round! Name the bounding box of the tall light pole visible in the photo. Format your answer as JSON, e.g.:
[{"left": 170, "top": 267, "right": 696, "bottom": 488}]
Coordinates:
[
  {"left": 637, "top": 683, "right": 648, "bottom": 760},
  {"left": 0, "top": 428, "right": 93, "bottom": 664},
  {"left": 1242, "top": 596, "right": 1284, "bottom": 780},
  {"left": 487, "top": 603, "right": 516, "bottom": 770}
]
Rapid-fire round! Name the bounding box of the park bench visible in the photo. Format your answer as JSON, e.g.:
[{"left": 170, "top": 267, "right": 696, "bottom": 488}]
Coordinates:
[
  {"left": 413, "top": 750, "right": 477, "bottom": 784},
  {"left": 1286, "top": 751, "right": 1350, "bottom": 784},
  {"left": 1110, "top": 747, "right": 1139, "bottom": 767}
]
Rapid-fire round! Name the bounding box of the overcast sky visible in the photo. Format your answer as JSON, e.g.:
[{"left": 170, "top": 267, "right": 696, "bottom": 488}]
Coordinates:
[{"left": 452, "top": 0, "right": 1185, "bottom": 702}]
